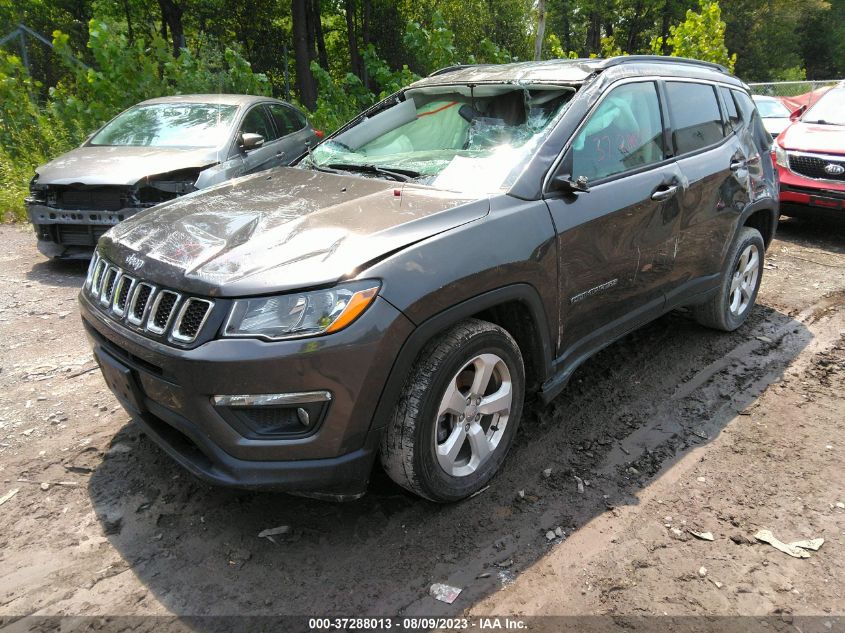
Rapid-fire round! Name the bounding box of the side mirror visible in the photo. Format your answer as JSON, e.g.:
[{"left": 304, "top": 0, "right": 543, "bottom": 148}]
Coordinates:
[
  {"left": 551, "top": 173, "right": 590, "bottom": 194},
  {"left": 789, "top": 105, "right": 806, "bottom": 122},
  {"left": 240, "top": 132, "right": 265, "bottom": 151}
]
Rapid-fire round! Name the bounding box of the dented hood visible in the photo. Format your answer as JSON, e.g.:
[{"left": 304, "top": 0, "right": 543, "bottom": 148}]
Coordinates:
[
  {"left": 35, "top": 145, "right": 222, "bottom": 186},
  {"left": 99, "top": 167, "right": 487, "bottom": 297}
]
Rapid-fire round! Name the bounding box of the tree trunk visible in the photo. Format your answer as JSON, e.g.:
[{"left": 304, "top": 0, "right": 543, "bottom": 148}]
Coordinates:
[
  {"left": 311, "top": 0, "right": 329, "bottom": 70},
  {"left": 660, "top": 0, "right": 672, "bottom": 55},
  {"left": 361, "top": 0, "right": 371, "bottom": 88},
  {"left": 586, "top": 11, "right": 601, "bottom": 55},
  {"left": 158, "top": 0, "right": 185, "bottom": 57},
  {"left": 123, "top": 0, "right": 135, "bottom": 44},
  {"left": 534, "top": 0, "right": 546, "bottom": 61},
  {"left": 292, "top": 0, "right": 317, "bottom": 110},
  {"left": 626, "top": 0, "right": 644, "bottom": 52},
  {"left": 344, "top": 0, "right": 364, "bottom": 80}
]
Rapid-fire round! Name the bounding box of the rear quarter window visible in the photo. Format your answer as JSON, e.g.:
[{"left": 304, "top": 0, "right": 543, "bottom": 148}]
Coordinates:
[
  {"left": 665, "top": 82, "right": 724, "bottom": 154},
  {"left": 732, "top": 89, "right": 772, "bottom": 153},
  {"left": 720, "top": 86, "right": 741, "bottom": 131}
]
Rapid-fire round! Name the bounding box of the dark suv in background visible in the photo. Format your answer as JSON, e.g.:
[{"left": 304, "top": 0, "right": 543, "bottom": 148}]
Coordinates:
[{"left": 79, "top": 56, "right": 778, "bottom": 502}]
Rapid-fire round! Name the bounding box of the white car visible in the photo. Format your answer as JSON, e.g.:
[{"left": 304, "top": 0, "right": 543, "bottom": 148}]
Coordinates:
[{"left": 752, "top": 95, "right": 793, "bottom": 139}]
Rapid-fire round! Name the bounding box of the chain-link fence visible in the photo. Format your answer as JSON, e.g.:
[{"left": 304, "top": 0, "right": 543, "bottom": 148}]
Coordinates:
[{"left": 747, "top": 80, "right": 842, "bottom": 110}]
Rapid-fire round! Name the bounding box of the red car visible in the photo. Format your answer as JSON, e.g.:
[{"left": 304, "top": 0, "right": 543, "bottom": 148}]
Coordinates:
[{"left": 774, "top": 85, "right": 845, "bottom": 218}]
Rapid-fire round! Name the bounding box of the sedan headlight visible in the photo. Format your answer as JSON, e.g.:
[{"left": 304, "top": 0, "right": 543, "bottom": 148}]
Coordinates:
[
  {"left": 774, "top": 143, "right": 788, "bottom": 168},
  {"left": 223, "top": 281, "right": 380, "bottom": 340}
]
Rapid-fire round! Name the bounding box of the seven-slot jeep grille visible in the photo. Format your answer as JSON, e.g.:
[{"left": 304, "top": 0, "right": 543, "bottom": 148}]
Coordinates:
[{"left": 84, "top": 253, "right": 214, "bottom": 344}]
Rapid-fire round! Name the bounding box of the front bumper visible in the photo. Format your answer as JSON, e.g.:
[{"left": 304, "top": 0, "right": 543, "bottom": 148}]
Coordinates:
[
  {"left": 777, "top": 164, "right": 845, "bottom": 218},
  {"left": 26, "top": 201, "right": 139, "bottom": 259},
  {"left": 79, "top": 291, "right": 414, "bottom": 495}
]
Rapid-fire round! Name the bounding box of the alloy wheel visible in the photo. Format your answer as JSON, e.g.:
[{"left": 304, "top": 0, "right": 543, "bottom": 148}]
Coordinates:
[{"left": 433, "top": 353, "right": 512, "bottom": 477}]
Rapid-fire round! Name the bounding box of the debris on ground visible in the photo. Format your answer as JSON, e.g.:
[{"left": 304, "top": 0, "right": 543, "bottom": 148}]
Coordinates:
[
  {"left": 688, "top": 529, "right": 715, "bottom": 541},
  {"left": 574, "top": 476, "right": 585, "bottom": 494},
  {"left": 698, "top": 566, "right": 707, "bottom": 578},
  {"left": 545, "top": 530, "right": 556, "bottom": 541},
  {"left": 430, "top": 583, "right": 462, "bottom": 604},
  {"left": 258, "top": 526, "right": 290, "bottom": 539},
  {"left": 754, "top": 529, "right": 811, "bottom": 559},
  {"left": 0, "top": 488, "right": 20, "bottom": 506},
  {"left": 789, "top": 538, "right": 824, "bottom": 552},
  {"left": 542, "top": 468, "right": 552, "bottom": 478},
  {"left": 469, "top": 485, "right": 490, "bottom": 498}
]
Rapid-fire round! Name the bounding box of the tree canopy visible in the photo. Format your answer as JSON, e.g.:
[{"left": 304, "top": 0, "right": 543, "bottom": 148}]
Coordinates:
[{"left": 0, "top": 0, "right": 842, "bottom": 220}]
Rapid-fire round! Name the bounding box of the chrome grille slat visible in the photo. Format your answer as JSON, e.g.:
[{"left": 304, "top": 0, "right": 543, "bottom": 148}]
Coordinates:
[
  {"left": 91, "top": 259, "right": 108, "bottom": 295},
  {"left": 127, "top": 283, "right": 156, "bottom": 326},
  {"left": 99, "top": 267, "right": 120, "bottom": 306},
  {"left": 86, "top": 256, "right": 214, "bottom": 344},
  {"left": 146, "top": 290, "right": 180, "bottom": 335},
  {"left": 171, "top": 298, "right": 214, "bottom": 343},
  {"left": 84, "top": 253, "right": 100, "bottom": 290},
  {"left": 111, "top": 275, "right": 135, "bottom": 317}
]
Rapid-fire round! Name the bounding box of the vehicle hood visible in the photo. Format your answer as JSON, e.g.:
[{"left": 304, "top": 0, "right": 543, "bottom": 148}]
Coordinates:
[
  {"left": 778, "top": 121, "right": 845, "bottom": 156},
  {"left": 762, "top": 117, "right": 790, "bottom": 138},
  {"left": 35, "top": 146, "right": 222, "bottom": 186},
  {"left": 99, "top": 167, "right": 487, "bottom": 296}
]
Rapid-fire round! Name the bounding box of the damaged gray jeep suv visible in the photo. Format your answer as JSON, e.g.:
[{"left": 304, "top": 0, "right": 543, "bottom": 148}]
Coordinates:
[{"left": 79, "top": 56, "right": 778, "bottom": 502}]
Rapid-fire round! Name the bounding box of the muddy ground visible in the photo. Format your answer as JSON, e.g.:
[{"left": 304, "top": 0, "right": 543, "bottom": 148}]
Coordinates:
[{"left": 0, "top": 218, "right": 843, "bottom": 628}]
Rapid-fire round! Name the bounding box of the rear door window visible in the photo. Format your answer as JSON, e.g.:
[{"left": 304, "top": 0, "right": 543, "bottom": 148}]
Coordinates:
[
  {"left": 267, "top": 104, "right": 306, "bottom": 138},
  {"left": 665, "top": 82, "right": 724, "bottom": 155},
  {"left": 570, "top": 81, "right": 665, "bottom": 181}
]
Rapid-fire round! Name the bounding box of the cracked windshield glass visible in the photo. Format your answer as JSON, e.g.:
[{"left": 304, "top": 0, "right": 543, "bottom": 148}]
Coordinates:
[{"left": 303, "top": 86, "right": 575, "bottom": 193}]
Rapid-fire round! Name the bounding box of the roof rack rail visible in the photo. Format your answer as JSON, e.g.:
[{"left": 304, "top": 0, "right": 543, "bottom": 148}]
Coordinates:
[
  {"left": 601, "top": 55, "right": 730, "bottom": 74},
  {"left": 428, "top": 64, "right": 483, "bottom": 77}
]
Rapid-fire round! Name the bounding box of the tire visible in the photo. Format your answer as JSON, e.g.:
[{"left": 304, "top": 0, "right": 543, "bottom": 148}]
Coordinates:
[
  {"left": 694, "top": 226, "right": 765, "bottom": 332},
  {"left": 379, "top": 319, "right": 525, "bottom": 502}
]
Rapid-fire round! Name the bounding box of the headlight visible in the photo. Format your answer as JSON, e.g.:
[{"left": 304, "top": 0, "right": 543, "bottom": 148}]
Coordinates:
[
  {"left": 223, "top": 281, "right": 380, "bottom": 340},
  {"left": 774, "top": 143, "right": 788, "bottom": 168}
]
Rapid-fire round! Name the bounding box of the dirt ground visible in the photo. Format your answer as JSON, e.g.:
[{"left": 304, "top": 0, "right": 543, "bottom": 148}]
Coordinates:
[{"left": 0, "top": 218, "right": 844, "bottom": 628}]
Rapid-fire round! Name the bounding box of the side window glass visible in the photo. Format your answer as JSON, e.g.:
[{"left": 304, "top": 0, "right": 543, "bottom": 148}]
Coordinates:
[
  {"left": 240, "top": 106, "right": 276, "bottom": 142},
  {"left": 571, "top": 82, "right": 665, "bottom": 181},
  {"left": 268, "top": 104, "right": 306, "bottom": 138},
  {"left": 268, "top": 104, "right": 293, "bottom": 137},
  {"left": 287, "top": 106, "right": 307, "bottom": 131},
  {"left": 733, "top": 89, "right": 771, "bottom": 152},
  {"left": 720, "top": 86, "right": 741, "bottom": 130},
  {"left": 665, "top": 82, "right": 724, "bottom": 154}
]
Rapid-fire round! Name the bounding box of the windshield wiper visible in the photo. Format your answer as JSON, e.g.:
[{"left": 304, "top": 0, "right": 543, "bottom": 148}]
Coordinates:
[
  {"left": 806, "top": 119, "right": 842, "bottom": 126},
  {"left": 325, "top": 163, "right": 420, "bottom": 182}
]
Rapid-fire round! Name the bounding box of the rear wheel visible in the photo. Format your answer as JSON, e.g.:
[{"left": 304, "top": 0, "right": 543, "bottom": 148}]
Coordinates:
[
  {"left": 380, "top": 319, "right": 525, "bottom": 502},
  {"left": 694, "top": 226, "right": 764, "bottom": 331}
]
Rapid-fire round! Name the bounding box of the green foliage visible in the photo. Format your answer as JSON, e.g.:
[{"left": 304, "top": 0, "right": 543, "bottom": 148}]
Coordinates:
[
  {"left": 0, "top": 18, "right": 269, "bottom": 221},
  {"left": 651, "top": 0, "right": 737, "bottom": 71}
]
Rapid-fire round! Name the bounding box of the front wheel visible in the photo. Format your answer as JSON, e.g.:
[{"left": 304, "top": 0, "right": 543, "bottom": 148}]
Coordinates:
[
  {"left": 380, "top": 319, "right": 525, "bottom": 502},
  {"left": 694, "top": 226, "right": 765, "bottom": 331}
]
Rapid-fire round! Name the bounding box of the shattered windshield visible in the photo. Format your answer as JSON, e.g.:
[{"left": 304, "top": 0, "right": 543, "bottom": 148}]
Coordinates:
[
  {"left": 304, "top": 86, "right": 575, "bottom": 194},
  {"left": 90, "top": 103, "right": 239, "bottom": 148}
]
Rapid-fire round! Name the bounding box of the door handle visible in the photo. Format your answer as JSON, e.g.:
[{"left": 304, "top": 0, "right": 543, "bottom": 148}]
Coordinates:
[
  {"left": 651, "top": 185, "right": 678, "bottom": 201},
  {"left": 730, "top": 159, "right": 746, "bottom": 171}
]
